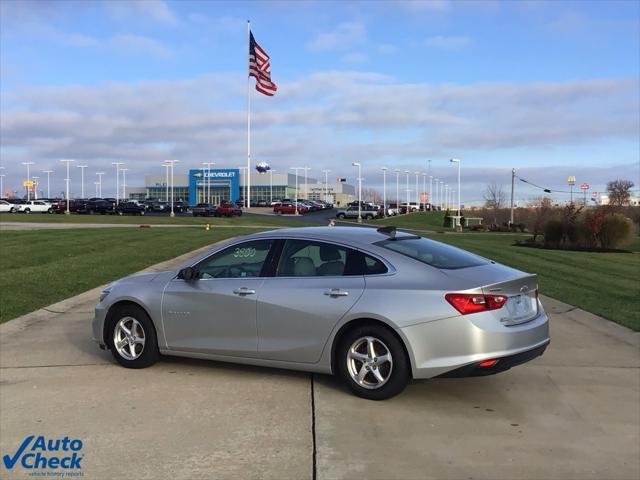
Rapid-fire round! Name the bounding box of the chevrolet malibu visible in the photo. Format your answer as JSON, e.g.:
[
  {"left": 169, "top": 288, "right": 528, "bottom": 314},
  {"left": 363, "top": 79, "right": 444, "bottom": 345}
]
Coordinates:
[{"left": 93, "top": 226, "right": 549, "bottom": 400}]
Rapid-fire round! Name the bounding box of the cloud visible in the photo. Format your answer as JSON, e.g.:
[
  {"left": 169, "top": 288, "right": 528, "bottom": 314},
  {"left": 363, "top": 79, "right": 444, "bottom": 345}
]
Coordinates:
[
  {"left": 425, "top": 35, "right": 472, "bottom": 50},
  {"left": 307, "top": 22, "right": 367, "bottom": 52},
  {"left": 110, "top": 34, "right": 173, "bottom": 59},
  {"left": 105, "top": 0, "right": 180, "bottom": 26},
  {"left": 1, "top": 73, "right": 637, "bottom": 196}
]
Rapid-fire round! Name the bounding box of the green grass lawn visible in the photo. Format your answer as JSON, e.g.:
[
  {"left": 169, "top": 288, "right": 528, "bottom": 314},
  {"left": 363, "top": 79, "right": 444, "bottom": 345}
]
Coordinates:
[
  {"left": 425, "top": 233, "right": 640, "bottom": 331},
  {"left": 0, "top": 227, "right": 262, "bottom": 323},
  {"left": 0, "top": 212, "right": 310, "bottom": 227},
  {"left": 342, "top": 211, "right": 448, "bottom": 230}
]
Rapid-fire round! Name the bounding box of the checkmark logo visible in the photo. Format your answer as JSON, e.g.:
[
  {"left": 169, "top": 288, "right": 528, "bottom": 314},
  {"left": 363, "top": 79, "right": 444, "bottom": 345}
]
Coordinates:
[{"left": 3, "top": 435, "right": 34, "bottom": 469}]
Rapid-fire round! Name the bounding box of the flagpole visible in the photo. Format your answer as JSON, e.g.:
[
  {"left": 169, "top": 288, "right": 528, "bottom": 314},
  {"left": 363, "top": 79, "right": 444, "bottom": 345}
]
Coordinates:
[{"left": 246, "top": 20, "right": 251, "bottom": 210}]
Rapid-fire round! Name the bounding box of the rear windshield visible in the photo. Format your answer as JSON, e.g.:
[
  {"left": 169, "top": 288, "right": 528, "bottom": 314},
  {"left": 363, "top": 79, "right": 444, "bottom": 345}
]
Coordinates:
[{"left": 375, "top": 237, "right": 488, "bottom": 270}]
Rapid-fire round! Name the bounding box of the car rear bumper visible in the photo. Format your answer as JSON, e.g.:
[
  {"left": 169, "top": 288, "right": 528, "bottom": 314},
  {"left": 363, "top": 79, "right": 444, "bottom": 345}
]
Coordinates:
[{"left": 401, "top": 308, "right": 550, "bottom": 379}]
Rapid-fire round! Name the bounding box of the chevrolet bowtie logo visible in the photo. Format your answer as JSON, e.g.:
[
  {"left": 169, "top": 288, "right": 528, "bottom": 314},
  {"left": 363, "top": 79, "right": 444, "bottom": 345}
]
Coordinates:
[{"left": 193, "top": 172, "right": 203, "bottom": 178}]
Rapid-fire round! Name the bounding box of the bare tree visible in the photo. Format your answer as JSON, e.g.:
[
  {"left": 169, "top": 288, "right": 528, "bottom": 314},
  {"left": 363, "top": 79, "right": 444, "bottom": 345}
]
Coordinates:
[
  {"left": 484, "top": 182, "right": 506, "bottom": 210},
  {"left": 607, "top": 179, "right": 634, "bottom": 207}
]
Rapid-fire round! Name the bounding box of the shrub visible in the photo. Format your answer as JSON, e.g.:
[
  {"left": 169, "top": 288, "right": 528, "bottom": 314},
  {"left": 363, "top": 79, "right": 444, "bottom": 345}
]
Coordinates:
[
  {"left": 599, "top": 214, "right": 635, "bottom": 249},
  {"left": 544, "top": 220, "right": 564, "bottom": 247},
  {"left": 443, "top": 209, "right": 452, "bottom": 227},
  {"left": 471, "top": 224, "right": 487, "bottom": 232}
]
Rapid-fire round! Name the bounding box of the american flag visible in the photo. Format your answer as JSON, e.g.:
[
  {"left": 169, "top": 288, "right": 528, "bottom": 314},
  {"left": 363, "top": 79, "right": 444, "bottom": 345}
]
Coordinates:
[{"left": 249, "top": 31, "right": 277, "bottom": 96}]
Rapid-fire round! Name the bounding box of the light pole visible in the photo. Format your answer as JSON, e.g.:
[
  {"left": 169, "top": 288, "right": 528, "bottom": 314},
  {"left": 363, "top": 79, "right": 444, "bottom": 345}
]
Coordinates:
[
  {"left": 414, "top": 172, "right": 420, "bottom": 208},
  {"left": 203, "top": 162, "right": 215, "bottom": 204},
  {"left": 94, "top": 181, "right": 99, "bottom": 197},
  {"left": 290, "top": 167, "right": 303, "bottom": 214},
  {"left": 450, "top": 158, "right": 461, "bottom": 222},
  {"left": 433, "top": 178, "right": 438, "bottom": 211},
  {"left": 422, "top": 173, "right": 427, "bottom": 210},
  {"left": 112, "top": 162, "right": 124, "bottom": 205},
  {"left": 322, "top": 169, "right": 331, "bottom": 204},
  {"left": 394, "top": 169, "right": 400, "bottom": 209},
  {"left": 429, "top": 175, "right": 433, "bottom": 210},
  {"left": 302, "top": 167, "right": 310, "bottom": 200},
  {"left": 352, "top": 162, "right": 362, "bottom": 222},
  {"left": 163, "top": 163, "right": 170, "bottom": 201},
  {"left": 404, "top": 170, "right": 410, "bottom": 209},
  {"left": 43, "top": 170, "right": 53, "bottom": 199},
  {"left": 59, "top": 159, "right": 75, "bottom": 214},
  {"left": 382, "top": 167, "right": 388, "bottom": 215},
  {"left": 0, "top": 166, "right": 4, "bottom": 196},
  {"left": 22, "top": 162, "right": 34, "bottom": 201},
  {"left": 96, "top": 172, "right": 104, "bottom": 198},
  {"left": 32, "top": 176, "right": 39, "bottom": 199},
  {"left": 269, "top": 169, "right": 276, "bottom": 203},
  {"left": 121, "top": 168, "right": 128, "bottom": 201},
  {"left": 164, "top": 160, "right": 179, "bottom": 217},
  {"left": 440, "top": 181, "right": 444, "bottom": 210},
  {"left": 77, "top": 165, "right": 87, "bottom": 198}
]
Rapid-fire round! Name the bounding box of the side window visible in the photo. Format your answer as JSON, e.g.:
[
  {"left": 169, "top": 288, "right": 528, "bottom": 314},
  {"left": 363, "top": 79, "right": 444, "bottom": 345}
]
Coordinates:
[
  {"left": 196, "top": 240, "right": 274, "bottom": 279},
  {"left": 362, "top": 254, "right": 388, "bottom": 275},
  {"left": 277, "top": 240, "right": 348, "bottom": 277}
]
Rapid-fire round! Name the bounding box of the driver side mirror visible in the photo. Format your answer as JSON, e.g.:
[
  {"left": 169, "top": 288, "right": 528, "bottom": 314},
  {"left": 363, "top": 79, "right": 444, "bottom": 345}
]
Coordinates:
[{"left": 178, "top": 266, "right": 199, "bottom": 281}]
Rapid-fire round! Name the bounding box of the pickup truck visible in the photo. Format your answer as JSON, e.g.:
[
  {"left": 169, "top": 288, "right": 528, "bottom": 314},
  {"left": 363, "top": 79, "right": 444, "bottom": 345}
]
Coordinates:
[
  {"left": 335, "top": 206, "right": 380, "bottom": 220},
  {"left": 18, "top": 200, "right": 54, "bottom": 214},
  {"left": 116, "top": 202, "right": 146, "bottom": 216},
  {"left": 214, "top": 202, "right": 242, "bottom": 217}
]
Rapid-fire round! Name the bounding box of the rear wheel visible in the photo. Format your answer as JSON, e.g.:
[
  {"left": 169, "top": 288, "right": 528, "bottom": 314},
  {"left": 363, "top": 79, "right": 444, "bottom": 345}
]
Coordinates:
[
  {"left": 337, "top": 213, "right": 346, "bottom": 219},
  {"left": 47, "top": 208, "right": 54, "bottom": 214},
  {"left": 336, "top": 324, "right": 410, "bottom": 400},
  {"left": 24, "top": 208, "right": 31, "bottom": 214},
  {"left": 107, "top": 304, "right": 159, "bottom": 369}
]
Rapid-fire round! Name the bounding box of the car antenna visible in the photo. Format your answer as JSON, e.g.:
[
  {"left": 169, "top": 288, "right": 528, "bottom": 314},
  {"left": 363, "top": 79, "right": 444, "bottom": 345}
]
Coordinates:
[{"left": 377, "top": 226, "right": 397, "bottom": 239}]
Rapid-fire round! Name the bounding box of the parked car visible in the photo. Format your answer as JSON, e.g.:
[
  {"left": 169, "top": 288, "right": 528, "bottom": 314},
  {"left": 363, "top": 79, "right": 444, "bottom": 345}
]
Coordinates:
[
  {"left": 256, "top": 200, "right": 269, "bottom": 207},
  {"left": 0, "top": 200, "right": 12, "bottom": 213},
  {"left": 274, "top": 202, "right": 307, "bottom": 214},
  {"left": 116, "top": 202, "right": 146, "bottom": 216},
  {"left": 3, "top": 199, "right": 24, "bottom": 213},
  {"left": 93, "top": 226, "right": 550, "bottom": 400},
  {"left": 86, "top": 199, "right": 116, "bottom": 215},
  {"left": 215, "top": 202, "right": 242, "bottom": 217},
  {"left": 53, "top": 199, "right": 81, "bottom": 214},
  {"left": 173, "top": 201, "right": 188, "bottom": 213},
  {"left": 400, "top": 202, "right": 420, "bottom": 214},
  {"left": 18, "top": 200, "right": 53, "bottom": 214},
  {"left": 335, "top": 206, "right": 380, "bottom": 220},
  {"left": 192, "top": 203, "right": 216, "bottom": 217}
]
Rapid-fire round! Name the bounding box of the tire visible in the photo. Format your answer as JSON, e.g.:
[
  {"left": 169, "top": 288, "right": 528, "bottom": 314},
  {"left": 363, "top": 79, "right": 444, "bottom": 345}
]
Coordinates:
[
  {"left": 107, "top": 304, "right": 159, "bottom": 369},
  {"left": 140, "top": 211, "right": 145, "bottom": 216},
  {"left": 47, "top": 208, "right": 54, "bottom": 214},
  {"left": 24, "top": 208, "right": 30, "bottom": 214},
  {"left": 336, "top": 324, "right": 410, "bottom": 400},
  {"left": 118, "top": 211, "right": 123, "bottom": 216},
  {"left": 89, "top": 209, "right": 95, "bottom": 215},
  {"left": 365, "top": 214, "right": 373, "bottom": 220},
  {"left": 337, "top": 213, "right": 346, "bottom": 219},
  {"left": 9, "top": 207, "right": 15, "bottom": 213}
]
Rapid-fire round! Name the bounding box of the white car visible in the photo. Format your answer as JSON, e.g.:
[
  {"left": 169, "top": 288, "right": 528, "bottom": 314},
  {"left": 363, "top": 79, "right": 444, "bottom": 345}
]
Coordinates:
[
  {"left": 18, "top": 200, "right": 54, "bottom": 214},
  {"left": 0, "top": 200, "right": 12, "bottom": 213}
]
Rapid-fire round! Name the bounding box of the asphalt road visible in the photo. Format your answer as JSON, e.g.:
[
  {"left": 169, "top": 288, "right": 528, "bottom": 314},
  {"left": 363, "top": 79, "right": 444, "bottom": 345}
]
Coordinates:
[{"left": 1, "top": 249, "right": 638, "bottom": 480}]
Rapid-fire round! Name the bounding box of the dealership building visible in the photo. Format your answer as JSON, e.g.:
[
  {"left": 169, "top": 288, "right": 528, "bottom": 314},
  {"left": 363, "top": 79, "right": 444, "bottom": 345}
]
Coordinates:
[{"left": 142, "top": 168, "right": 355, "bottom": 206}]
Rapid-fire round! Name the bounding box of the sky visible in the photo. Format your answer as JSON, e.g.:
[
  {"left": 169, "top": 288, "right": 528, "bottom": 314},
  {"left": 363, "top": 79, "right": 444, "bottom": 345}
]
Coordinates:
[{"left": 1, "top": 0, "right": 639, "bottom": 205}]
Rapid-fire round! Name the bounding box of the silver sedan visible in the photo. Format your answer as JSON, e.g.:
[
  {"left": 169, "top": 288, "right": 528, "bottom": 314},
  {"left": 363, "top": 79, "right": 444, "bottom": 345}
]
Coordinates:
[{"left": 93, "top": 226, "right": 550, "bottom": 400}]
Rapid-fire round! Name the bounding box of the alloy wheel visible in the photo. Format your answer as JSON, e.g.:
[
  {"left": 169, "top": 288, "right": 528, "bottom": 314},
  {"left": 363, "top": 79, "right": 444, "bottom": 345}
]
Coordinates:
[
  {"left": 346, "top": 336, "right": 393, "bottom": 389},
  {"left": 113, "top": 316, "right": 146, "bottom": 361}
]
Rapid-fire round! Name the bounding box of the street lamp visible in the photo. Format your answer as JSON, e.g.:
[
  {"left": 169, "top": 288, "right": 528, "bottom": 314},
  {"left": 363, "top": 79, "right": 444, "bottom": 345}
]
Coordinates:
[
  {"left": 301, "top": 167, "right": 311, "bottom": 200},
  {"left": 96, "top": 172, "right": 104, "bottom": 198},
  {"left": 429, "top": 176, "right": 433, "bottom": 210},
  {"left": 111, "top": 162, "right": 124, "bottom": 205},
  {"left": 422, "top": 173, "right": 427, "bottom": 211},
  {"left": 163, "top": 163, "right": 170, "bottom": 202},
  {"left": 352, "top": 162, "right": 362, "bottom": 222},
  {"left": 42, "top": 170, "right": 53, "bottom": 199},
  {"left": 22, "top": 162, "right": 34, "bottom": 201},
  {"left": 121, "top": 168, "right": 128, "bottom": 201},
  {"left": 414, "top": 171, "right": 420, "bottom": 209},
  {"left": 322, "top": 169, "right": 331, "bottom": 204},
  {"left": 203, "top": 162, "right": 215, "bottom": 204},
  {"left": 440, "top": 181, "right": 444, "bottom": 210},
  {"left": 290, "top": 167, "right": 303, "bottom": 215},
  {"left": 381, "top": 167, "right": 388, "bottom": 216},
  {"left": 77, "top": 165, "right": 88, "bottom": 198},
  {"left": 433, "top": 178, "right": 438, "bottom": 211},
  {"left": 94, "top": 181, "right": 99, "bottom": 198},
  {"left": 164, "top": 160, "right": 179, "bottom": 217},
  {"left": 404, "top": 170, "right": 410, "bottom": 209},
  {"left": 59, "top": 159, "right": 75, "bottom": 214},
  {"left": 32, "top": 176, "right": 39, "bottom": 199},
  {"left": 394, "top": 169, "right": 401, "bottom": 210},
  {"left": 0, "top": 166, "right": 4, "bottom": 196},
  {"left": 269, "top": 169, "right": 276, "bottom": 203},
  {"left": 450, "top": 158, "right": 461, "bottom": 219}
]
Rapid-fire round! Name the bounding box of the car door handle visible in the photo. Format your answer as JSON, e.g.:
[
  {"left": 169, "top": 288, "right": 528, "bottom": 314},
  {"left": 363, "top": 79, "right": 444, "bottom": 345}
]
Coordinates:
[
  {"left": 233, "top": 288, "right": 256, "bottom": 295},
  {"left": 324, "top": 289, "right": 349, "bottom": 297}
]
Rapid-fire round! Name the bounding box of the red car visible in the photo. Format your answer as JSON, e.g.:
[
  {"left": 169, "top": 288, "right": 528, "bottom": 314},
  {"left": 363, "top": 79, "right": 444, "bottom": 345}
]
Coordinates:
[
  {"left": 214, "top": 202, "right": 242, "bottom": 217},
  {"left": 273, "top": 202, "right": 307, "bottom": 215},
  {"left": 53, "top": 199, "right": 80, "bottom": 214}
]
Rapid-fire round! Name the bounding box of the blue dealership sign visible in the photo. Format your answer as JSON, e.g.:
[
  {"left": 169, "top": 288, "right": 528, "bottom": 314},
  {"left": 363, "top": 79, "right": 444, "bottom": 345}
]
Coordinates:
[{"left": 189, "top": 168, "right": 240, "bottom": 205}]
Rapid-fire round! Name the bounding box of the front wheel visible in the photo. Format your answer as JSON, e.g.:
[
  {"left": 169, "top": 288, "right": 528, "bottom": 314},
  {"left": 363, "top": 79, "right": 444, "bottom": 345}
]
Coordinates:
[
  {"left": 337, "top": 213, "right": 345, "bottom": 219},
  {"left": 336, "top": 324, "right": 410, "bottom": 400},
  {"left": 107, "top": 305, "right": 159, "bottom": 369},
  {"left": 47, "top": 208, "right": 54, "bottom": 214},
  {"left": 24, "top": 208, "right": 31, "bottom": 214}
]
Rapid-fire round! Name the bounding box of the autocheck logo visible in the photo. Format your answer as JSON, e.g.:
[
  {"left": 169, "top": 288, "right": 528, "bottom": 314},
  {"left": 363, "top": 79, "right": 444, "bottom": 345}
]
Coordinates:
[{"left": 3, "top": 435, "right": 84, "bottom": 473}]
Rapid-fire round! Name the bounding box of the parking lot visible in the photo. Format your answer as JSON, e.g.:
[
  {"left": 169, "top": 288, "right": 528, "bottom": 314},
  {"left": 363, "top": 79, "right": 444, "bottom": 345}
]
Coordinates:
[{"left": 1, "top": 249, "right": 638, "bottom": 480}]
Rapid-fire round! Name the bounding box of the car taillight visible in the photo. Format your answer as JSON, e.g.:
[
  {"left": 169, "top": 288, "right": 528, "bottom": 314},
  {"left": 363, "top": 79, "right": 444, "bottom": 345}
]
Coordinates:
[{"left": 445, "top": 293, "right": 508, "bottom": 315}]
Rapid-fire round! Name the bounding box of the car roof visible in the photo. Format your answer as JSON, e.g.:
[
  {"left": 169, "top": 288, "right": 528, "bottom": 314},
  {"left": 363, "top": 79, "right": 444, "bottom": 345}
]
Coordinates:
[{"left": 251, "top": 226, "right": 415, "bottom": 247}]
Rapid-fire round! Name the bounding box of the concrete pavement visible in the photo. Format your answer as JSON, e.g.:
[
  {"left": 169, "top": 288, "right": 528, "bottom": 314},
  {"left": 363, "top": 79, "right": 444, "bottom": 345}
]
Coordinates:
[{"left": 1, "top": 252, "right": 638, "bottom": 479}]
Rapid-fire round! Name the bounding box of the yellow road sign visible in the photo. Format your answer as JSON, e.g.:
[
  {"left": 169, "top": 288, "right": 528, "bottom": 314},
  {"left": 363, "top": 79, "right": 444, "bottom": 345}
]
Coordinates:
[{"left": 23, "top": 181, "right": 34, "bottom": 187}]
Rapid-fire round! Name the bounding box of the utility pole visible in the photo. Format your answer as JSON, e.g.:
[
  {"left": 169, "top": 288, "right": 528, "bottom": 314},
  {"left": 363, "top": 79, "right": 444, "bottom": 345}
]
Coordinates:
[
  {"left": 77, "top": 165, "right": 87, "bottom": 198},
  {"left": 510, "top": 168, "right": 515, "bottom": 225},
  {"left": 112, "top": 162, "right": 124, "bottom": 205},
  {"left": 96, "top": 172, "right": 104, "bottom": 198},
  {"left": 43, "top": 170, "right": 53, "bottom": 199},
  {"left": 60, "top": 159, "right": 75, "bottom": 214}
]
